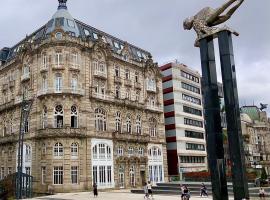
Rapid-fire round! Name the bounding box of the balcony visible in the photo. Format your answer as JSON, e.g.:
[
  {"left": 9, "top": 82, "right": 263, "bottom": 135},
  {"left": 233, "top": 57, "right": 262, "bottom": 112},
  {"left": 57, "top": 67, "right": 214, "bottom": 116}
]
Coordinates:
[
  {"left": 114, "top": 76, "right": 122, "bottom": 84},
  {"left": 145, "top": 104, "right": 163, "bottom": 113},
  {"left": 2, "top": 83, "right": 8, "bottom": 91},
  {"left": 134, "top": 82, "right": 141, "bottom": 89},
  {"left": 52, "top": 63, "right": 65, "bottom": 70},
  {"left": 69, "top": 64, "right": 80, "bottom": 72},
  {"left": 124, "top": 79, "right": 132, "bottom": 87},
  {"left": 94, "top": 70, "right": 107, "bottom": 79},
  {"left": 91, "top": 92, "right": 114, "bottom": 101},
  {"left": 36, "top": 127, "right": 87, "bottom": 139},
  {"left": 21, "top": 73, "right": 30, "bottom": 82},
  {"left": 37, "top": 88, "right": 85, "bottom": 97},
  {"left": 113, "top": 132, "right": 150, "bottom": 143}
]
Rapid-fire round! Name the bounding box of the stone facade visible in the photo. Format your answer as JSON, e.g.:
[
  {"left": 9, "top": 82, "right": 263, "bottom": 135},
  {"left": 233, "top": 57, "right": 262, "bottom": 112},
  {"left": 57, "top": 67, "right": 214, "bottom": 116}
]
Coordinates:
[{"left": 0, "top": 1, "right": 168, "bottom": 193}]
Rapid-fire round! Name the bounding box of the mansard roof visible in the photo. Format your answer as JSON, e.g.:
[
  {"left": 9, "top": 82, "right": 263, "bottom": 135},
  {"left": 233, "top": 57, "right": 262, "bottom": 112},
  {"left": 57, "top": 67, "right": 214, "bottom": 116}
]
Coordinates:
[{"left": 0, "top": 0, "right": 150, "bottom": 64}]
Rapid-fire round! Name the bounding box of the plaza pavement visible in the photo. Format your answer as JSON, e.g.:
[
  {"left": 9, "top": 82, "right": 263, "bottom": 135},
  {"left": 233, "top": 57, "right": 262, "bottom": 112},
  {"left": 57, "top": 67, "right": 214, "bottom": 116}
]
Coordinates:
[{"left": 26, "top": 190, "right": 263, "bottom": 200}]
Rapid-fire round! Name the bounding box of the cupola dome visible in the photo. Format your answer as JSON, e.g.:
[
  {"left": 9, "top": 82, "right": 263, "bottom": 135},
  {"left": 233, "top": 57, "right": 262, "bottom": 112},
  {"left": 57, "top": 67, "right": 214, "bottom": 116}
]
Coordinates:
[{"left": 45, "top": 0, "right": 80, "bottom": 37}]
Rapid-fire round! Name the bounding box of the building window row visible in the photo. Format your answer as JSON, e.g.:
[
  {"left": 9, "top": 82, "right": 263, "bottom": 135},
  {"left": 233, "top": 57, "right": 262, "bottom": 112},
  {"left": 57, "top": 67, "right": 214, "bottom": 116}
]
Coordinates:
[
  {"left": 42, "top": 52, "right": 80, "bottom": 69},
  {"left": 181, "top": 82, "right": 200, "bottom": 94},
  {"left": 180, "top": 156, "right": 205, "bottom": 163},
  {"left": 185, "top": 130, "right": 204, "bottom": 139},
  {"left": 117, "top": 146, "right": 144, "bottom": 157},
  {"left": 53, "top": 142, "right": 79, "bottom": 158},
  {"left": 184, "top": 118, "right": 203, "bottom": 128},
  {"left": 114, "top": 66, "right": 140, "bottom": 83},
  {"left": 186, "top": 143, "right": 205, "bottom": 151},
  {"left": 181, "top": 70, "right": 200, "bottom": 83},
  {"left": 182, "top": 94, "right": 201, "bottom": 105},
  {"left": 183, "top": 106, "right": 202, "bottom": 116}
]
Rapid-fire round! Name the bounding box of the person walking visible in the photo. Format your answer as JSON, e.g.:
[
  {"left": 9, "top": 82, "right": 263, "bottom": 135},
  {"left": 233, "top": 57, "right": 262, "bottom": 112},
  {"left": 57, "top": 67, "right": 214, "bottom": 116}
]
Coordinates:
[
  {"left": 147, "top": 181, "right": 153, "bottom": 199},
  {"left": 200, "top": 183, "right": 208, "bottom": 197},
  {"left": 143, "top": 182, "right": 149, "bottom": 199},
  {"left": 93, "top": 182, "right": 98, "bottom": 197}
]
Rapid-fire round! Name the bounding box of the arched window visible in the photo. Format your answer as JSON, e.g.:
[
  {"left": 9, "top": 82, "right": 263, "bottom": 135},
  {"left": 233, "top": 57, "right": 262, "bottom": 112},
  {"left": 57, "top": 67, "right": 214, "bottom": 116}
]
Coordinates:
[
  {"left": 71, "top": 75, "right": 78, "bottom": 91},
  {"left": 95, "top": 108, "right": 106, "bottom": 131},
  {"left": 55, "top": 73, "right": 62, "bottom": 92},
  {"left": 42, "top": 106, "right": 48, "bottom": 129},
  {"left": 148, "top": 147, "right": 162, "bottom": 159},
  {"left": 54, "top": 105, "right": 63, "bottom": 128},
  {"left": 54, "top": 142, "right": 64, "bottom": 157},
  {"left": 115, "top": 112, "right": 121, "bottom": 133},
  {"left": 136, "top": 115, "right": 142, "bottom": 135},
  {"left": 42, "top": 75, "right": 48, "bottom": 92},
  {"left": 149, "top": 118, "right": 157, "bottom": 137},
  {"left": 71, "top": 105, "right": 78, "bottom": 128},
  {"left": 129, "top": 165, "right": 135, "bottom": 187},
  {"left": 71, "top": 143, "right": 78, "bottom": 157},
  {"left": 25, "top": 145, "right": 31, "bottom": 162},
  {"left": 115, "top": 85, "right": 121, "bottom": 99},
  {"left": 126, "top": 114, "right": 132, "bottom": 133}
]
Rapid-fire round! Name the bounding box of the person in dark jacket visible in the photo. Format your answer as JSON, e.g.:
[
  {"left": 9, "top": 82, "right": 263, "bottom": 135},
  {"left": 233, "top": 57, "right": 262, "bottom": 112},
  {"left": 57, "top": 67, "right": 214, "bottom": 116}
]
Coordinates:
[{"left": 93, "top": 183, "right": 98, "bottom": 197}]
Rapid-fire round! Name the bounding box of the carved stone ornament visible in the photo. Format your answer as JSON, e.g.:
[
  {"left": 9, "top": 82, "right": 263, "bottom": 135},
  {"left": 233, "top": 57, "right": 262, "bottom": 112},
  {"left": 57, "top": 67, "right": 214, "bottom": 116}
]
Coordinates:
[{"left": 183, "top": 0, "right": 244, "bottom": 47}]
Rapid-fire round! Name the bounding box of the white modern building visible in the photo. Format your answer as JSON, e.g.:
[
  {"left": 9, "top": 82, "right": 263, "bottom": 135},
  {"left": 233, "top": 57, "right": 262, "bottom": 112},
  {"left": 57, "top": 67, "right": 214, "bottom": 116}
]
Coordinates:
[{"left": 160, "top": 62, "right": 207, "bottom": 177}]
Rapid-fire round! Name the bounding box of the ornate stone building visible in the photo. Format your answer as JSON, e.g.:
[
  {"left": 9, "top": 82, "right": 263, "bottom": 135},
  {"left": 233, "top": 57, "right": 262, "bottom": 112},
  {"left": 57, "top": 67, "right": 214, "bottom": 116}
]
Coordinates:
[{"left": 0, "top": 0, "right": 168, "bottom": 193}]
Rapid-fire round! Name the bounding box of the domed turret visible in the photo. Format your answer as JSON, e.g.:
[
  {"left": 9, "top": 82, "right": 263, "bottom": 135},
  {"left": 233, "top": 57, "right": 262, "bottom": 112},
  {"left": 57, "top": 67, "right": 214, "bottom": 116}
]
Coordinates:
[{"left": 45, "top": 0, "right": 80, "bottom": 37}]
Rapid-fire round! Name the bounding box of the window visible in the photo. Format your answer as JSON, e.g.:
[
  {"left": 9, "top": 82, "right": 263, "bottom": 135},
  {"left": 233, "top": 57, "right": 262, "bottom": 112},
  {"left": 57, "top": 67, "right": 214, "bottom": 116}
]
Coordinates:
[
  {"left": 180, "top": 156, "right": 205, "bottom": 163},
  {"left": 129, "top": 166, "right": 135, "bottom": 187},
  {"left": 99, "top": 62, "right": 106, "bottom": 74},
  {"left": 135, "top": 72, "right": 139, "bottom": 83},
  {"left": 125, "top": 69, "right": 130, "bottom": 80},
  {"left": 53, "top": 166, "right": 63, "bottom": 185},
  {"left": 55, "top": 73, "right": 63, "bottom": 92},
  {"left": 115, "top": 66, "right": 120, "bottom": 77},
  {"left": 115, "top": 112, "right": 121, "bottom": 132},
  {"left": 71, "top": 105, "right": 78, "bottom": 128},
  {"left": 24, "top": 118, "right": 29, "bottom": 133},
  {"left": 184, "top": 118, "right": 203, "bottom": 128},
  {"left": 25, "top": 167, "right": 31, "bottom": 175},
  {"left": 71, "top": 76, "right": 78, "bottom": 91},
  {"left": 147, "top": 78, "right": 156, "bottom": 91},
  {"left": 42, "top": 75, "right": 48, "bottom": 92},
  {"left": 23, "top": 65, "right": 30, "bottom": 75},
  {"left": 1, "top": 167, "right": 4, "bottom": 180},
  {"left": 126, "top": 115, "right": 132, "bottom": 133},
  {"left": 149, "top": 118, "right": 157, "bottom": 137},
  {"left": 42, "top": 143, "right": 46, "bottom": 155},
  {"left": 128, "top": 147, "right": 134, "bottom": 156},
  {"left": 136, "top": 115, "right": 142, "bottom": 135},
  {"left": 54, "top": 143, "right": 64, "bottom": 157},
  {"left": 25, "top": 145, "right": 31, "bottom": 162},
  {"left": 182, "top": 94, "right": 201, "bottom": 105},
  {"left": 93, "top": 32, "right": 98, "bottom": 39},
  {"left": 181, "top": 82, "right": 200, "bottom": 94},
  {"left": 94, "top": 82, "right": 105, "bottom": 96},
  {"left": 55, "top": 52, "right": 63, "bottom": 67},
  {"left": 125, "top": 89, "right": 131, "bottom": 100},
  {"left": 186, "top": 143, "right": 205, "bottom": 151},
  {"left": 115, "top": 85, "right": 121, "bottom": 99},
  {"left": 71, "top": 166, "right": 78, "bottom": 184},
  {"left": 54, "top": 105, "right": 64, "bottom": 128},
  {"left": 8, "top": 167, "right": 12, "bottom": 175},
  {"left": 71, "top": 143, "right": 78, "bottom": 157},
  {"left": 93, "top": 60, "right": 107, "bottom": 76},
  {"left": 67, "top": 19, "right": 75, "bottom": 28},
  {"left": 183, "top": 106, "right": 202, "bottom": 116},
  {"left": 135, "top": 91, "right": 140, "bottom": 102},
  {"left": 42, "top": 54, "right": 48, "bottom": 69},
  {"left": 92, "top": 143, "right": 111, "bottom": 160},
  {"left": 42, "top": 106, "right": 48, "bottom": 129},
  {"left": 117, "top": 146, "right": 123, "bottom": 156},
  {"left": 84, "top": 29, "right": 90, "bottom": 36},
  {"left": 181, "top": 71, "right": 200, "bottom": 83},
  {"left": 41, "top": 167, "right": 46, "bottom": 185},
  {"left": 138, "top": 147, "right": 144, "bottom": 156},
  {"left": 148, "top": 96, "right": 156, "bottom": 107},
  {"left": 114, "top": 41, "right": 120, "bottom": 49},
  {"left": 95, "top": 108, "right": 107, "bottom": 131},
  {"left": 185, "top": 130, "right": 204, "bottom": 139}
]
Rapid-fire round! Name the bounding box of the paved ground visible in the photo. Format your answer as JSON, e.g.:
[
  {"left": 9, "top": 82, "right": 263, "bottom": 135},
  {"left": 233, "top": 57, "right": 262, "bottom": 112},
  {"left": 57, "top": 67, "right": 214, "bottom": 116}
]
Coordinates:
[{"left": 26, "top": 191, "right": 263, "bottom": 200}]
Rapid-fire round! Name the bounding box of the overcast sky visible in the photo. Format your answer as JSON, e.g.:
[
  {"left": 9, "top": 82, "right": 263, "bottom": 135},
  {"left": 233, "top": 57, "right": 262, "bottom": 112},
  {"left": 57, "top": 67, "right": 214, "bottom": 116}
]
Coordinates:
[{"left": 1, "top": 0, "right": 269, "bottom": 109}]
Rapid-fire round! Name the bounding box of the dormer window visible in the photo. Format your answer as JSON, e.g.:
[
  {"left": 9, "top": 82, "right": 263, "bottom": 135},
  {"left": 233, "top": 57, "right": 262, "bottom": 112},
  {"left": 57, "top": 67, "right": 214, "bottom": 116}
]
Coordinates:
[
  {"left": 67, "top": 19, "right": 75, "bottom": 28},
  {"left": 84, "top": 29, "right": 90, "bottom": 36},
  {"left": 114, "top": 41, "right": 120, "bottom": 49},
  {"left": 93, "top": 33, "right": 98, "bottom": 40}
]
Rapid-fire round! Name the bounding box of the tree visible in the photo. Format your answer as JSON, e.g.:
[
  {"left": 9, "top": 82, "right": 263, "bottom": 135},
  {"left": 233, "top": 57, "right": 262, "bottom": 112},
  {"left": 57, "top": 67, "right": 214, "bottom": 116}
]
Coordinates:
[{"left": 261, "top": 167, "right": 267, "bottom": 180}]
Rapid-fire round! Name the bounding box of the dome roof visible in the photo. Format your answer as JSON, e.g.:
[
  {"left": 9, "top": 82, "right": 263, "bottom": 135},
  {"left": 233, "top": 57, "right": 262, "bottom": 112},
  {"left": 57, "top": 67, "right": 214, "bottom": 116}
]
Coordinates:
[
  {"left": 45, "top": 0, "right": 80, "bottom": 37},
  {"left": 241, "top": 113, "right": 252, "bottom": 123}
]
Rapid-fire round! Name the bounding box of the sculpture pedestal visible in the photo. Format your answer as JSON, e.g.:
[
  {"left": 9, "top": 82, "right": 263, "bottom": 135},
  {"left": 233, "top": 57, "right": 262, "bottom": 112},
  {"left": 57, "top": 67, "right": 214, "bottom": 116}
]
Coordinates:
[{"left": 199, "top": 30, "right": 249, "bottom": 200}]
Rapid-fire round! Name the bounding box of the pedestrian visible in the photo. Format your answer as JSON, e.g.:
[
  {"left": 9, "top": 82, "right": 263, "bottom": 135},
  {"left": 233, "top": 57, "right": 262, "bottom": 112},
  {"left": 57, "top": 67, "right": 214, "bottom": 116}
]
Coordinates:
[
  {"left": 147, "top": 181, "right": 153, "bottom": 199},
  {"left": 181, "top": 185, "right": 190, "bottom": 200},
  {"left": 93, "top": 182, "right": 98, "bottom": 197},
  {"left": 143, "top": 182, "right": 149, "bottom": 199},
  {"left": 200, "top": 183, "right": 208, "bottom": 197},
  {"left": 259, "top": 187, "right": 265, "bottom": 199}
]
